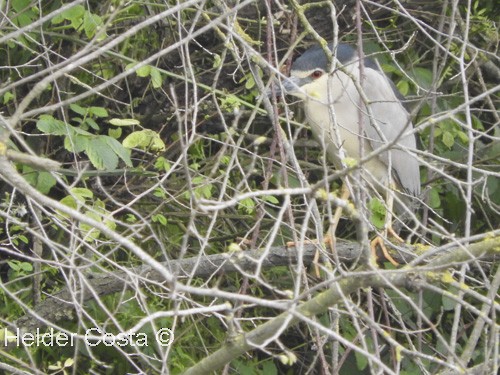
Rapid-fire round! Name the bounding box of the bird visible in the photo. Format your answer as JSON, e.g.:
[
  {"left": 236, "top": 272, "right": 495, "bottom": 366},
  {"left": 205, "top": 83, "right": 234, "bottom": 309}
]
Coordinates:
[{"left": 274, "top": 42, "right": 420, "bottom": 265}]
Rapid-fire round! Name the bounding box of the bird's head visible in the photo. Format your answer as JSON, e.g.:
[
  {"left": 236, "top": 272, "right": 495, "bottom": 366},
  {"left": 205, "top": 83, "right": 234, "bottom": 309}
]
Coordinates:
[
  {"left": 271, "top": 43, "right": 377, "bottom": 102},
  {"left": 275, "top": 44, "right": 333, "bottom": 101},
  {"left": 281, "top": 66, "right": 327, "bottom": 101}
]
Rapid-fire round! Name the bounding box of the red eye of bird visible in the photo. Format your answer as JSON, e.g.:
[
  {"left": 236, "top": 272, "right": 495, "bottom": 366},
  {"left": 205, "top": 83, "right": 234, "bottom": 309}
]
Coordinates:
[{"left": 311, "top": 70, "right": 323, "bottom": 79}]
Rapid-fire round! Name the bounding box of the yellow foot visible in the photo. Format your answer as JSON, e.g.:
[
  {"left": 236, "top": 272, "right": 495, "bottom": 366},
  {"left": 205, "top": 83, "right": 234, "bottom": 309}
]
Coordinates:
[
  {"left": 370, "top": 236, "right": 399, "bottom": 267},
  {"left": 387, "top": 227, "right": 404, "bottom": 243}
]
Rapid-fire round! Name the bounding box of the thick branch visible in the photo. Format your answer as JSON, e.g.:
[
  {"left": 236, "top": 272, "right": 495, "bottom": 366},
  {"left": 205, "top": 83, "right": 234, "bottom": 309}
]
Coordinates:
[
  {"left": 13, "top": 241, "right": 358, "bottom": 333},
  {"left": 181, "top": 236, "right": 499, "bottom": 375},
  {"left": 182, "top": 271, "right": 417, "bottom": 375},
  {"left": 11, "top": 233, "right": 500, "bottom": 337}
]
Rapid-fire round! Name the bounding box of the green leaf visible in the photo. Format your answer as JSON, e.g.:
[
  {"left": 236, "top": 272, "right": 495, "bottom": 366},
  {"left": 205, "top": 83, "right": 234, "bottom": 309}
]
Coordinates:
[
  {"left": 429, "top": 188, "right": 441, "bottom": 209},
  {"left": 261, "top": 362, "right": 278, "bottom": 375},
  {"left": 51, "top": 13, "right": 65, "bottom": 25},
  {"left": 83, "top": 11, "right": 102, "bottom": 39},
  {"left": 79, "top": 211, "right": 101, "bottom": 241},
  {"left": 154, "top": 188, "right": 166, "bottom": 199},
  {"left": 355, "top": 350, "right": 369, "bottom": 371},
  {"left": 486, "top": 175, "right": 499, "bottom": 205},
  {"left": 105, "top": 136, "right": 132, "bottom": 167},
  {"left": 85, "top": 118, "right": 100, "bottom": 130},
  {"left": 109, "top": 118, "right": 141, "bottom": 126},
  {"left": 154, "top": 156, "right": 171, "bottom": 172},
  {"left": 86, "top": 137, "right": 119, "bottom": 170},
  {"left": 7, "top": 260, "right": 21, "bottom": 271},
  {"left": 457, "top": 131, "right": 469, "bottom": 144},
  {"left": 220, "top": 155, "right": 231, "bottom": 165},
  {"left": 71, "top": 126, "right": 93, "bottom": 136},
  {"left": 442, "top": 292, "right": 457, "bottom": 311},
  {"left": 70, "top": 187, "right": 93, "bottom": 200},
  {"left": 122, "top": 130, "right": 165, "bottom": 151},
  {"left": 244, "top": 74, "right": 256, "bottom": 90},
  {"left": 7, "top": 258, "right": 33, "bottom": 276},
  {"left": 471, "top": 115, "right": 485, "bottom": 131},
  {"left": 369, "top": 198, "right": 386, "bottom": 229},
  {"left": 60, "top": 4, "right": 85, "bottom": 30},
  {"left": 12, "top": 0, "right": 31, "bottom": 12},
  {"left": 184, "top": 177, "right": 213, "bottom": 200},
  {"left": 397, "top": 80, "right": 410, "bottom": 96},
  {"left": 35, "top": 172, "right": 57, "bottom": 195},
  {"left": 3, "top": 92, "right": 14, "bottom": 104},
  {"left": 152, "top": 214, "right": 168, "bottom": 226},
  {"left": 14, "top": 234, "right": 29, "bottom": 245},
  {"left": 238, "top": 197, "right": 255, "bottom": 214},
  {"left": 14, "top": 12, "right": 34, "bottom": 28},
  {"left": 37, "top": 115, "right": 68, "bottom": 135},
  {"left": 64, "top": 133, "right": 89, "bottom": 153},
  {"left": 213, "top": 54, "right": 221, "bottom": 68},
  {"left": 125, "top": 62, "right": 136, "bottom": 71},
  {"left": 433, "top": 127, "right": 442, "bottom": 138},
  {"left": 93, "top": 198, "right": 106, "bottom": 212},
  {"left": 125, "top": 214, "right": 137, "bottom": 223},
  {"left": 192, "top": 177, "right": 213, "bottom": 199},
  {"left": 60, "top": 195, "right": 78, "bottom": 210},
  {"left": 22, "top": 166, "right": 57, "bottom": 195},
  {"left": 150, "top": 67, "right": 163, "bottom": 88},
  {"left": 442, "top": 131, "right": 455, "bottom": 149},
  {"left": 198, "top": 184, "right": 213, "bottom": 199},
  {"left": 136, "top": 65, "right": 151, "bottom": 78},
  {"left": 219, "top": 94, "right": 240, "bottom": 113},
  {"left": 263, "top": 195, "right": 279, "bottom": 204},
  {"left": 104, "top": 217, "right": 116, "bottom": 231},
  {"left": 69, "top": 103, "right": 87, "bottom": 116},
  {"left": 420, "top": 290, "right": 442, "bottom": 319},
  {"left": 19, "top": 261, "right": 33, "bottom": 272},
  {"left": 412, "top": 67, "right": 433, "bottom": 90},
  {"left": 61, "top": 5, "right": 85, "bottom": 21},
  {"left": 88, "top": 106, "right": 108, "bottom": 118},
  {"left": 232, "top": 360, "right": 254, "bottom": 375},
  {"left": 108, "top": 127, "right": 122, "bottom": 139},
  {"left": 381, "top": 63, "right": 399, "bottom": 74},
  {"left": 59, "top": 188, "right": 92, "bottom": 215}
]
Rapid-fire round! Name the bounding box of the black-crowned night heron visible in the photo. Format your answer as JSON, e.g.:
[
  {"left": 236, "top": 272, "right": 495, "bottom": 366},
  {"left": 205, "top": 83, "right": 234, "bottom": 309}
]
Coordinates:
[{"left": 275, "top": 43, "right": 420, "bottom": 265}]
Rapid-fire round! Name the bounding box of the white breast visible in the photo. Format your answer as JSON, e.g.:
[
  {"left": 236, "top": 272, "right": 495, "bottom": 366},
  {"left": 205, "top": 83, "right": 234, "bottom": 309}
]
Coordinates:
[{"left": 302, "top": 66, "right": 392, "bottom": 189}]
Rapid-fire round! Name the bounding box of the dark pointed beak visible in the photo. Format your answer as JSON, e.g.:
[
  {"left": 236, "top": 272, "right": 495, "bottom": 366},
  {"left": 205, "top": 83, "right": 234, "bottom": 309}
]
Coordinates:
[{"left": 266, "top": 76, "right": 304, "bottom": 97}]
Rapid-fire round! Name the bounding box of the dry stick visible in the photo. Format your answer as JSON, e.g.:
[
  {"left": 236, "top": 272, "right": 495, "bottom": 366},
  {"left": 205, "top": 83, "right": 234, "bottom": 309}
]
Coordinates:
[
  {"left": 180, "top": 234, "right": 500, "bottom": 375},
  {"left": 12, "top": 241, "right": 358, "bottom": 333}
]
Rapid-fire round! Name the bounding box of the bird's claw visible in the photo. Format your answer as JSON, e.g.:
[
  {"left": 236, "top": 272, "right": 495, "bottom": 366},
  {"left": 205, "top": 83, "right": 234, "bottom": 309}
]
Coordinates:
[{"left": 370, "top": 236, "right": 400, "bottom": 267}]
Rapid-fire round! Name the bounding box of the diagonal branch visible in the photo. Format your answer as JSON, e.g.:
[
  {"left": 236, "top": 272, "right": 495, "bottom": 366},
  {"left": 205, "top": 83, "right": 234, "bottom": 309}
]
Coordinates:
[
  {"left": 12, "top": 241, "right": 359, "bottom": 333},
  {"left": 181, "top": 236, "right": 499, "bottom": 375}
]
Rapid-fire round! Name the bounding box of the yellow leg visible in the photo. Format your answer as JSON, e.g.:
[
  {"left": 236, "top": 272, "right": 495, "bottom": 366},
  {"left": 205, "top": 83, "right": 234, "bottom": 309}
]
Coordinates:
[
  {"left": 287, "top": 184, "right": 350, "bottom": 277},
  {"left": 316, "top": 184, "right": 350, "bottom": 276},
  {"left": 370, "top": 236, "right": 399, "bottom": 267},
  {"left": 325, "top": 184, "right": 350, "bottom": 250}
]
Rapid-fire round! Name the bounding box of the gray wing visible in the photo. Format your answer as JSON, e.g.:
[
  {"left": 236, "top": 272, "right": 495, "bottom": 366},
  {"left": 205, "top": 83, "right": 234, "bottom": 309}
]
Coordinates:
[{"left": 362, "top": 67, "right": 420, "bottom": 196}]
